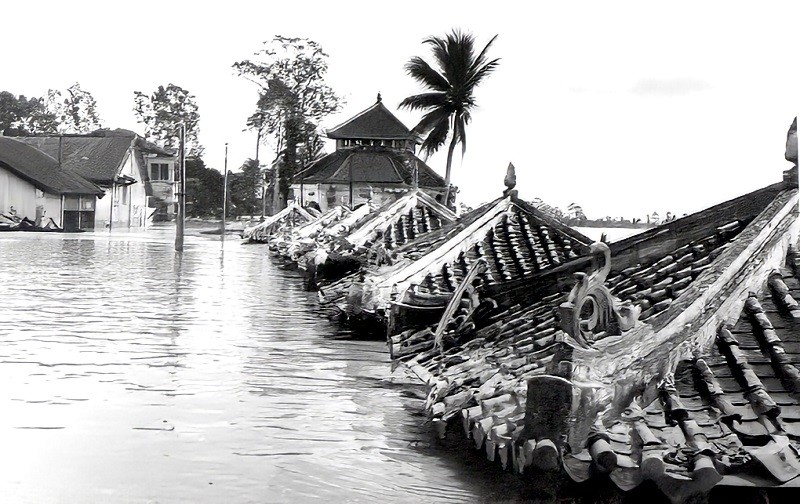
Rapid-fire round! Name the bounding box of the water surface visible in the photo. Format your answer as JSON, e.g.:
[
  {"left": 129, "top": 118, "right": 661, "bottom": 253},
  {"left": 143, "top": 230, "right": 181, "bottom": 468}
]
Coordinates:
[{"left": 0, "top": 230, "right": 516, "bottom": 503}]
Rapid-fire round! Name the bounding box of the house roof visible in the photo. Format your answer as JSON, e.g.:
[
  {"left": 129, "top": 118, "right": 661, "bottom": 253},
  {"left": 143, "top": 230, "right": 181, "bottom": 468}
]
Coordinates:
[
  {"left": 13, "top": 129, "right": 172, "bottom": 185},
  {"left": 294, "top": 146, "right": 445, "bottom": 188},
  {"left": 326, "top": 100, "right": 413, "bottom": 141},
  {"left": 0, "top": 137, "right": 103, "bottom": 195}
]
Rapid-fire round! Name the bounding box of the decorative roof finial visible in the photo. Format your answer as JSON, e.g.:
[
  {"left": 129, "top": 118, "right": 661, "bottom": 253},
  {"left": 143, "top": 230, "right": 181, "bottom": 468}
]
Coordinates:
[
  {"left": 784, "top": 117, "right": 797, "bottom": 188},
  {"left": 377, "top": 92, "right": 382, "bottom": 103},
  {"left": 503, "top": 162, "right": 517, "bottom": 197}
]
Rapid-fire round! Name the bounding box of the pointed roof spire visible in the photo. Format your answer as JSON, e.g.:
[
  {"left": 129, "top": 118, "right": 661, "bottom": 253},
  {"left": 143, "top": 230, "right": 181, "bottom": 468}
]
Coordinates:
[
  {"left": 503, "top": 162, "right": 517, "bottom": 197},
  {"left": 377, "top": 92, "right": 382, "bottom": 103}
]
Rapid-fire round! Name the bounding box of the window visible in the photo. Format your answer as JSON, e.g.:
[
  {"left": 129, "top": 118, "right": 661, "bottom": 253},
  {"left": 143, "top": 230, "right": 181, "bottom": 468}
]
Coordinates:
[
  {"left": 63, "top": 195, "right": 96, "bottom": 231},
  {"left": 64, "top": 195, "right": 80, "bottom": 210},
  {"left": 150, "top": 163, "right": 171, "bottom": 181}
]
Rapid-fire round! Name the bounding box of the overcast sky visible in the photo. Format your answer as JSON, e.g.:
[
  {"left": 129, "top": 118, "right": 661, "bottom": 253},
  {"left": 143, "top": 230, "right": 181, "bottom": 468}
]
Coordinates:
[{"left": 5, "top": 1, "right": 798, "bottom": 219}]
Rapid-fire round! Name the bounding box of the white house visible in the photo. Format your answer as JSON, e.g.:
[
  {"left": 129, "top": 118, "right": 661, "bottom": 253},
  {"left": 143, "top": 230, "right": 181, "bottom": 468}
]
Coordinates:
[
  {"left": 14, "top": 129, "right": 176, "bottom": 230},
  {"left": 0, "top": 137, "right": 103, "bottom": 230}
]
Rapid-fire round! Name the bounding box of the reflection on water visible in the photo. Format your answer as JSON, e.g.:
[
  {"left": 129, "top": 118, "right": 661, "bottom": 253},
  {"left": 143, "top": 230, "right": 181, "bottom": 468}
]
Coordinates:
[{"left": 0, "top": 230, "right": 520, "bottom": 503}]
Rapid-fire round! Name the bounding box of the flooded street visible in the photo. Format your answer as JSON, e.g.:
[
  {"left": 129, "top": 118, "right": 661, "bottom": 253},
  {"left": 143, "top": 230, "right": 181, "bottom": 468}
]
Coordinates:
[{"left": 0, "top": 230, "right": 515, "bottom": 503}]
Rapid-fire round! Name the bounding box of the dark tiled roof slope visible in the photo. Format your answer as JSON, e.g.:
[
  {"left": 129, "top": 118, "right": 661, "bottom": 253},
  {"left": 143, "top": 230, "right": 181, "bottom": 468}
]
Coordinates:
[
  {"left": 391, "top": 180, "right": 797, "bottom": 501},
  {"left": 391, "top": 211, "right": 747, "bottom": 362},
  {"left": 326, "top": 101, "right": 412, "bottom": 140},
  {"left": 295, "top": 146, "right": 445, "bottom": 188},
  {"left": 13, "top": 130, "right": 164, "bottom": 184},
  {"left": 317, "top": 204, "right": 488, "bottom": 308},
  {"left": 404, "top": 199, "right": 592, "bottom": 298},
  {"left": 553, "top": 248, "right": 800, "bottom": 493},
  {"left": 0, "top": 137, "right": 102, "bottom": 195}
]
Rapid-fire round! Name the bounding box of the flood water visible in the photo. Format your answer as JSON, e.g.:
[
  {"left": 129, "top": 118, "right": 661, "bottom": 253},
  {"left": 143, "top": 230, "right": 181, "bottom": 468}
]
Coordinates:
[{"left": 0, "top": 229, "right": 519, "bottom": 503}]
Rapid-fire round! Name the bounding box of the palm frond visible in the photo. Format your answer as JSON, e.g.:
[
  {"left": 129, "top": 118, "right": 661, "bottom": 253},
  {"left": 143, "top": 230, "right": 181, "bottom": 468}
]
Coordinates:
[
  {"left": 466, "top": 58, "right": 500, "bottom": 89},
  {"left": 419, "top": 113, "right": 451, "bottom": 159},
  {"left": 399, "top": 92, "right": 449, "bottom": 112},
  {"left": 404, "top": 57, "right": 450, "bottom": 92},
  {"left": 401, "top": 29, "right": 499, "bottom": 176},
  {"left": 471, "top": 34, "right": 498, "bottom": 70},
  {"left": 411, "top": 107, "right": 451, "bottom": 138}
]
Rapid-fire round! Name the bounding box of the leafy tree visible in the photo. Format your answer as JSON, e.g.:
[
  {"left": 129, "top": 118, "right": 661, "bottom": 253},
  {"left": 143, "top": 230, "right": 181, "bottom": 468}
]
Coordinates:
[
  {"left": 228, "top": 158, "right": 263, "bottom": 217},
  {"left": 185, "top": 156, "right": 224, "bottom": 217},
  {"left": 567, "top": 202, "right": 587, "bottom": 221},
  {"left": 45, "top": 82, "right": 103, "bottom": 134},
  {"left": 400, "top": 30, "right": 500, "bottom": 202},
  {"left": 133, "top": 84, "right": 202, "bottom": 156},
  {"left": 233, "top": 36, "right": 341, "bottom": 208},
  {"left": 0, "top": 91, "right": 58, "bottom": 135}
]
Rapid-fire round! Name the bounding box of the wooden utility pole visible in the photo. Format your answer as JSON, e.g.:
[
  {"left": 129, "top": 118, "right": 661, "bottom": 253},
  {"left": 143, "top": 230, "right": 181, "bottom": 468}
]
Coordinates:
[
  {"left": 272, "top": 159, "right": 280, "bottom": 216},
  {"left": 175, "top": 123, "right": 186, "bottom": 252},
  {"left": 256, "top": 129, "right": 265, "bottom": 218},
  {"left": 222, "top": 142, "right": 229, "bottom": 240}
]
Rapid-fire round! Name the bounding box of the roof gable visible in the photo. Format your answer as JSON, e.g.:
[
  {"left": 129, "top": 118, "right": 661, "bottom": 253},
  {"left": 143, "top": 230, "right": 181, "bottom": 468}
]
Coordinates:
[{"left": 326, "top": 100, "right": 413, "bottom": 141}]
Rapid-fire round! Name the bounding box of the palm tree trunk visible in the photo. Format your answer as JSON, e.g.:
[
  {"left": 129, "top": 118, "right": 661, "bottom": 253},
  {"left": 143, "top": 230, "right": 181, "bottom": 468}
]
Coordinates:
[{"left": 443, "top": 131, "right": 458, "bottom": 205}]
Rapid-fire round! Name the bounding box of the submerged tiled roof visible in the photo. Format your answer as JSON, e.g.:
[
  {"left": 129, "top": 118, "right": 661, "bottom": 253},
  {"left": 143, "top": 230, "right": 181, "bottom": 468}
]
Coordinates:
[
  {"left": 345, "top": 190, "right": 457, "bottom": 250},
  {"left": 317, "top": 204, "right": 488, "bottom": 309},
  {"left": 326, "top": 100, "right": 413, "bottom": 140},
  {"left": 553, "top": 249, "right": 800, "bottom": 495},
  {"left": 294, "top": 146, "right": 445, "bottom": 188},
  {"left": 242, "top": 203, "right": 316, "bottom": 243},
  {"left": 0, "top": 137, "right": 102, "bottom": 195},
  {"left": 391, "top": 206, "right": 749, "bottom": 361},
  {"left": 373, "top": 196, "right": 592, "bottom": 305},
  {"left": 391, "top": 178, "right": 798, "bottom": 501}
]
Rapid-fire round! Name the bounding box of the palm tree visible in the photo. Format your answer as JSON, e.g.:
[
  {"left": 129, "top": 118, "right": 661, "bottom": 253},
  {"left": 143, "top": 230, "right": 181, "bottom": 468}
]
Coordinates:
[{"left": 400, "top": 30, "right": 500, "bottom": 204}]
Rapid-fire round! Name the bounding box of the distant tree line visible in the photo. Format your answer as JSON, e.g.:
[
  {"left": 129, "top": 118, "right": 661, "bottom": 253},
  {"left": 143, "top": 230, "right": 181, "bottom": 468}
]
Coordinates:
[{"left": 0, "top": 83, "right": 102, "bottom": 135}]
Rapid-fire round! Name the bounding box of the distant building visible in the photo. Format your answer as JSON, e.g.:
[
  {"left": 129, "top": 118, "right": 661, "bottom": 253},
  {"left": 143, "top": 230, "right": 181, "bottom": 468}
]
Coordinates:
[
  {"left": 13, "top": 129, "right": 176, "bottom": 230},
  {"left": 0, "top": 137, "right": 103, "bottom": 231},
  {"left": 291, "top": 96, "right": 447, "bottom": 212}
]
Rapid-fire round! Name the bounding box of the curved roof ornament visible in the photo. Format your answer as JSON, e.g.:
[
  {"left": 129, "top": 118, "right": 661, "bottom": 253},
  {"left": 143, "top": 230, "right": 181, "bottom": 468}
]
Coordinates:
[{"left": 558, "top": 242, "right": 641, "bottom": 348}]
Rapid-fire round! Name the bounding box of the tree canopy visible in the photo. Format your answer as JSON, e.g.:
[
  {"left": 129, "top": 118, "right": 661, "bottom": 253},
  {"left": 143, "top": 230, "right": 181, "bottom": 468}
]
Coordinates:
[
  {"left": 0, "top": 83, "right": 103, "bottom": 136},
  {"left": 233, "top": 36, "right": 342, "bottom": 208},
  {"left": 400, "top": 30, "right": 500, "bottom": 202},
  {"left": 228, "top": 158, "right": 263, "bottom": 217},
  {"left": 185, "top": 156, "right": 224, "bottom": 218},
  {"left": 46, "top": 83, "right": 103, "bottom": 134},
  {"left": 133, "top": 84, "right": 202, "bottom": 156}
]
